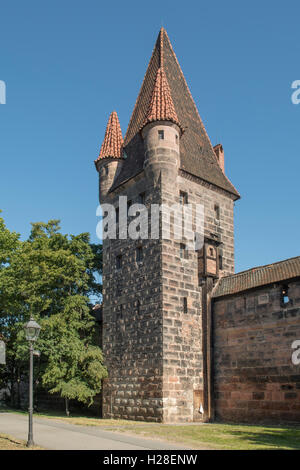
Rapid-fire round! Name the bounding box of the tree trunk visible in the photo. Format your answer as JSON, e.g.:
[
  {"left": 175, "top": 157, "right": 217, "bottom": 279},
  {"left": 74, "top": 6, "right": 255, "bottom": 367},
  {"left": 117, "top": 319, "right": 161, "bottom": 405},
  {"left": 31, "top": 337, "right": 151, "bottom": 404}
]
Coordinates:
[{"left": 65, "top": 397, "right": 70, "bottom": 417}]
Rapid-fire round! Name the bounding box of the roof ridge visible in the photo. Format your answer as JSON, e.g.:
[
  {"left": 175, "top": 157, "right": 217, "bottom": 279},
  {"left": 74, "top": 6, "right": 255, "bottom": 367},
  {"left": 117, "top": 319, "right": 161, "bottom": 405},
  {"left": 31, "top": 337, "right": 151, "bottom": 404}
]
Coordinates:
[
  {"left": 220, "top": 255, "right": 300, "bottom": 280},
  {"left": 124, "top": 32, "right": 161, "bottom": 144},
  {"left": 95, "top": 111, "right": 123, "bottom": 161},
  {"left": 162, "top": 29, "right": 240, "bottom": 198}
]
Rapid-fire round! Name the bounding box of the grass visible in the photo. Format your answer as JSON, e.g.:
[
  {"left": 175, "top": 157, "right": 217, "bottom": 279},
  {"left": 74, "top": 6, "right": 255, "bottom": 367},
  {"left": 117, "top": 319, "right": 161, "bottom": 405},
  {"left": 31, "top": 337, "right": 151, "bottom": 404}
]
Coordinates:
[
  {"left": 0, "top": 433, "right": 42, "bottom": 450},
  {"left": 2, "top": 407, "right": 300, "bottom": 449}
]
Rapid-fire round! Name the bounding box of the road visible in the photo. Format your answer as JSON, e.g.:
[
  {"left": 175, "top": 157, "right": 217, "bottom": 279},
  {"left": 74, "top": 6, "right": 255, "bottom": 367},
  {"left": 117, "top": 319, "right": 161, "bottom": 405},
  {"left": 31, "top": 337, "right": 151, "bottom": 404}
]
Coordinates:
[{"left": 0, "top": 412, "right": 188, "bottom": 450}]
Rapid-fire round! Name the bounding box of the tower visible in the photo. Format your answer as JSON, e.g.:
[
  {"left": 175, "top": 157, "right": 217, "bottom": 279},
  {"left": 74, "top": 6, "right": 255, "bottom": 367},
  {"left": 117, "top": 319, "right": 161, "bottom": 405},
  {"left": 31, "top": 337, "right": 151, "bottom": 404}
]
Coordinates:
[
  {"left": 95, "top": 28, "right": 240, "bottom": 423},
  {"left": 95, "top": 110, "right": 124, "bottom": 203}
]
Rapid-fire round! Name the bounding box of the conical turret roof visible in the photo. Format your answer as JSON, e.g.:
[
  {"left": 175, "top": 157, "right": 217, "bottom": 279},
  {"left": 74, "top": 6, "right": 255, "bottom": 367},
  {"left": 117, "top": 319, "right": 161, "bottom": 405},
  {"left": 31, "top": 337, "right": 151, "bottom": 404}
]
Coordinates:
[
  {"left": 140, "top": 67, "right": 183, "bottom": 133},
  {"left": 95, "top": 111, "right": 123, "bottom": 162}
]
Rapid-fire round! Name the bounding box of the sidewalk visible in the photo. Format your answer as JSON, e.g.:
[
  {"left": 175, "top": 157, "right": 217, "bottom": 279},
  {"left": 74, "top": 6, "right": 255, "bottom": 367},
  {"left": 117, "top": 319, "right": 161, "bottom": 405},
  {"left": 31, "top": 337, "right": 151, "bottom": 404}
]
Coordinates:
[{"left": 0, "top": 412, "right": 188, "bottom": 450}]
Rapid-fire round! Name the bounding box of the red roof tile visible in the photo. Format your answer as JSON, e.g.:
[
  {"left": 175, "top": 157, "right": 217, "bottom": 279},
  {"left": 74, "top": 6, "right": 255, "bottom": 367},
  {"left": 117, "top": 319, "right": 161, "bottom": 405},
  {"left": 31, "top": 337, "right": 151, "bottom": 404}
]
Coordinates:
[
  {"left": 140, "top": 67, "right": 183, "bottom": 133},
  {"left": 95, "top": 111, "right": 123, "bottom": 161},
  {"left": 213, "top": 256, "right": 300, "bottom": 298}
]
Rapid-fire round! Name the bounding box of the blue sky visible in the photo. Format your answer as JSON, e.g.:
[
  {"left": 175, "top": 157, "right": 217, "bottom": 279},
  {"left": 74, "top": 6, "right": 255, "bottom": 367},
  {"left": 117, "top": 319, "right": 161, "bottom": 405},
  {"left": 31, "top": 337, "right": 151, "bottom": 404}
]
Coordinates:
[{"left": 0, "top": 0, "right": 299, "bottom": 273}]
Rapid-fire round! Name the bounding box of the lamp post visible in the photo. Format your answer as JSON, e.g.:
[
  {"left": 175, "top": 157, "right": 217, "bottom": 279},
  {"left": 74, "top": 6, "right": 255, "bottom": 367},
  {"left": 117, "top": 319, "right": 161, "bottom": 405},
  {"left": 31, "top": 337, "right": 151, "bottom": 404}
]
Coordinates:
[{"left": 24, "top": 317, "right": 41, "bottom": 448}]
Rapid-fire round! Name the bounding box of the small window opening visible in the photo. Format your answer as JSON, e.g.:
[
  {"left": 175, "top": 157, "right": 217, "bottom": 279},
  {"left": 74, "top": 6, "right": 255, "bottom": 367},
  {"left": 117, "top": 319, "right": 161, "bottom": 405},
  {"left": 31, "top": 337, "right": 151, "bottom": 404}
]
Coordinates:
[
  {"left": 137, "top": 192, "right": 146, "bottom": 205},
  {"left": 117, "top": 286, "right": 122, "bottom": 297},
  {"left": 119, "top": 304, "right": 123, "bottom": 319},
  {"left": 136, "top": 246, "right": 143, "bottom": 263},
  {"left": 183, "top": 297, "right": 188, "bottom": 313},
  {"left": 219, "top": 255, "right": 223, "bottom": 270},
  {"left": 282, "top": 286, "right": 289, "bottom": 305},
  {"left": 214, "top": 204, "right": 220, "bottom": 220},
  {"left": 115, "top": 207, "right": 119, "bottom": 224},
  {"left": 180, "top": 243, "right": 187, "bottom": 259},
  {"left": 158, "top": 130, "right": 164, "bottom": 140},
  {"left": 179, "top": 191, "right": 188, "bottom": 205},
  {"left": 209, "top": 247, "right": 214, "bottom": 257},
  {"left": 127, "top": 200, "right": 132, "bottom": 215},
  {"left": 116, "top": 255, "right": 122, "bottom": 270},
  {"left": 136, "top": 299, "right": 140, "bottom": 315}
]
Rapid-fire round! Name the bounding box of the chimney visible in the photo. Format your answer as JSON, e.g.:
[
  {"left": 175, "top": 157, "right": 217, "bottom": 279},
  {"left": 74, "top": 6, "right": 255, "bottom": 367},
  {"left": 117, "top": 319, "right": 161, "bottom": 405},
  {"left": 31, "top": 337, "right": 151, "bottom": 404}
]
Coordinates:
[{"left": 213, "top": 144, "right": 225, "bottom": 174}]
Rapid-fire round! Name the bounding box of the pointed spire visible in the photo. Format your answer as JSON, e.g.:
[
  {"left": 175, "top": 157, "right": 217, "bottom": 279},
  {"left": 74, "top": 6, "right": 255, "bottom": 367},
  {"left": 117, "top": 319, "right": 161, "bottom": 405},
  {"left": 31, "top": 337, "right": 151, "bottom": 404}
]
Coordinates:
[
  {"left": 140, "top": 67, "right": 183, "bottom": 133},
  {"left": 117, "top": 28, "right": 239, "bottom": 199},
  {"left": 95, "top": 111, "right": 123, "bottom": 162}
]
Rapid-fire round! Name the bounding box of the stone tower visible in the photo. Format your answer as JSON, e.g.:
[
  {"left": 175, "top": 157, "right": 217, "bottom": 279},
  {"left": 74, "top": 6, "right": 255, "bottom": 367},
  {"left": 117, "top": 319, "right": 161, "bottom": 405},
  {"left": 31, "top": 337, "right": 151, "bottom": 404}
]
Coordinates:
[{"left": 95, "top": 28, "right": 240, "bottom": 423}]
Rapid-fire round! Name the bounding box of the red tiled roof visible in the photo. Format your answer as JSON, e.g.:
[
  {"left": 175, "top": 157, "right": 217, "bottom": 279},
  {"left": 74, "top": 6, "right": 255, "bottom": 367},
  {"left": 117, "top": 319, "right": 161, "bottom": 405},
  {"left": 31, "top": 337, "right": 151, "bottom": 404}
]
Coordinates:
[
  {"left": 140, "top": 67, "right": 183, "bottom": 133},
  {"left": 213, "top": 256, "right": 300, "bottom": 298},
  {"left": 95, "top": 111, "right": 123, "bottom": 161}
]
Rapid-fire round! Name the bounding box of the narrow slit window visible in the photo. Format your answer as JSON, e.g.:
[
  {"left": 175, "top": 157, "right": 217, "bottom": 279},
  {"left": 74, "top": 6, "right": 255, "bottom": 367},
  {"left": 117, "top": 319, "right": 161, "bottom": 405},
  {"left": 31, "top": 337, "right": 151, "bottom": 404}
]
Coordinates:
[
  {"left": 136, "top": 246, "right": 143, "bottom": 263},
  {"left": 117, "top": 286, "right": 122, "bottom": 297},
  {"left": 180, "top": 243, "right": 186, "bottom": 259},
  {"left": 183, "top": 297, "right": 188, "bottom": 313},
  {"left": 219, "top": 255, "right": 223, "bottom": 270},
  {"left": 116, "top": 255, "right": 122, "bottom": 270},
  {"left": 158, "top": 130, "right": 164, "bottom": 140},
  {"left": 214, "top": 204, "right": 220, "bottom": 220},
  {"left": 179, "top": 191, "right": 188, "bottom": 205},
  {"left": 137, "top": 192, "right": 146, "bottom": 205},
  {"left": 127, "top": 200, "right": 131, "bottom": 215}
]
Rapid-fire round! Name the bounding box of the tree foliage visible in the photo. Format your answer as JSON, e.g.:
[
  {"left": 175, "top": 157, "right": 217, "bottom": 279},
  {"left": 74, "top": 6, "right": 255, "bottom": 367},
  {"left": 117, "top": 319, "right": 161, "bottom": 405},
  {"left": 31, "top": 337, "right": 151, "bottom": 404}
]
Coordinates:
[{"left": 0, "top": 215, "right": 106, "bottom": 413}]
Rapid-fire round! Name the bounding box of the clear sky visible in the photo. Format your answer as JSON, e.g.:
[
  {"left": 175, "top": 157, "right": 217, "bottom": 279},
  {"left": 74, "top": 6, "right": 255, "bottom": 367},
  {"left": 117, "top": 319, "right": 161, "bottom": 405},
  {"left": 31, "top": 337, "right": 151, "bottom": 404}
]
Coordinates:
[{"left": 1, "top": 0, "right": 299, "bottom": 273}]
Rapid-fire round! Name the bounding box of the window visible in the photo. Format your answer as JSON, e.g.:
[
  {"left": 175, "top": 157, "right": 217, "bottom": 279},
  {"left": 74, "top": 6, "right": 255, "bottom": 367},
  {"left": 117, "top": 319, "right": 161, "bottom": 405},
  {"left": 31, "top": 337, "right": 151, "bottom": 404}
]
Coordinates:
[
  {"left": 219, "top": 254, "right": 223, "bottom": 270},
  {"left": 116, "top": 255, "right": 122, "bottom": 270},
  {"left": 137, "top": 192, "right": 146, "bottom": 205},
  {"left": 115, "top": 207, "right": 119, "bottom": 224},
  {"left": 136, "top": 299, "right": 140, "bottom": 315},
  {"left": 180, "top": 243, "right": 187, "bottom": 259},
  {"left": 105, "top": 165, "right": 109, "bottom": 176},
  {"left": 116, "top": 286, "right": 122, "bottom": 297},
  {"left": 282, "top": 286, "right": 290, "bottom": 305},
  {"left": 179, "top": 191, "right": 188, "bottom": 205},
  {"left": 214, "top": 204, "right": 220, "bottom": 220},
  {"left": 119, "top": 304, "right": 123, "bottom": 319},
  {"left": 183, "top": 297, "right": 188, "bottom": 313},
  {"left": 175, "top": 134, "right": 179, "bottom": 144},
  {"left": 209, "top": 247, "right": 214, "bottom": 257},
  {"left": 158, "top": 130, "right": 164, "bottom": 140},
  {"left": 136, "top": 246, "right": 143, "bottom": 263}
]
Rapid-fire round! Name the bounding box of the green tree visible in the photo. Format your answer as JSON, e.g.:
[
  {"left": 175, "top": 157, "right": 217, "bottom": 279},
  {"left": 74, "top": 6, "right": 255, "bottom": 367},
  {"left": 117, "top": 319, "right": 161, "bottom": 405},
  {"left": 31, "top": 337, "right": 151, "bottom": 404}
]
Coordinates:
[
  {"left": 0, "top": 216, "right": 106, "bottom": 414},
  {"left": 0, "top": 211, "right": 21, "bottom": 405}
]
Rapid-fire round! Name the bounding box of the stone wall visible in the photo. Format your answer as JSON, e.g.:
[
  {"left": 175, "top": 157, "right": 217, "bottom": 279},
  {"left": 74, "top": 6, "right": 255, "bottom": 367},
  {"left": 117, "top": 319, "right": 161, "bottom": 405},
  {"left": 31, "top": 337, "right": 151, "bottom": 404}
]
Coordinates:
[
  {"left": 213, "top": 280, "right": 300, "bottom": 423},
  {"left": 100, "top": 167, "right": 236, "bottom": 422},
  {"left": 101, "top": 173, "right": 164, "bottom": 422}
]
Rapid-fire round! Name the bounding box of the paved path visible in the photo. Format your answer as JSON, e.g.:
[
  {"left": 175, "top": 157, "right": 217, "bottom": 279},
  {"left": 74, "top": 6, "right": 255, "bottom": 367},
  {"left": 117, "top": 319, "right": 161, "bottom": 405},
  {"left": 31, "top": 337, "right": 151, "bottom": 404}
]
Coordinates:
[{"left": 0, "top": 413, "right": 188, "bottom": 450}]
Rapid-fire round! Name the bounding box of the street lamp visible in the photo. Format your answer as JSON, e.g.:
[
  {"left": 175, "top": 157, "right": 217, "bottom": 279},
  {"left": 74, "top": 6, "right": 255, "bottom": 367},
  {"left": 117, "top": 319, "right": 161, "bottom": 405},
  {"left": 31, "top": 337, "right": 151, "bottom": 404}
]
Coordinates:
[{"left": 24, "top": 317, "right": 41, "bottom": 447}]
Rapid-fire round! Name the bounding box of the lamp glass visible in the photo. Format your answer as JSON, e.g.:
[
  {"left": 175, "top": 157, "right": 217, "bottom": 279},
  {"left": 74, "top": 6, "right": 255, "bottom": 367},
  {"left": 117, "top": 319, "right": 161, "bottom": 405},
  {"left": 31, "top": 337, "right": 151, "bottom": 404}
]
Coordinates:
[{"left": 24, "top": 319, "right": 41, "bottom": 342}]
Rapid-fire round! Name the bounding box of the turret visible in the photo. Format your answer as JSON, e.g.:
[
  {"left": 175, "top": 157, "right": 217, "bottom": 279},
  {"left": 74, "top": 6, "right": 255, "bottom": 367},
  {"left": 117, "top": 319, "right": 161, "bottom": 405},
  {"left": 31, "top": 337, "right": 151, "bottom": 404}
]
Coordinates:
[
  {"left": 140, "top": 68, "right": 183, "bottom": 185},
  {"left": 94, "top": 111, "right": 124, "bottom": 203}
]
